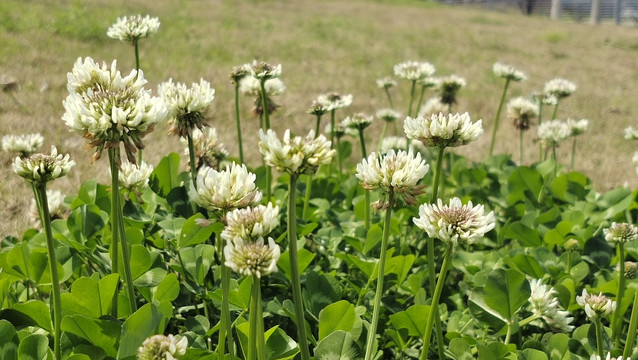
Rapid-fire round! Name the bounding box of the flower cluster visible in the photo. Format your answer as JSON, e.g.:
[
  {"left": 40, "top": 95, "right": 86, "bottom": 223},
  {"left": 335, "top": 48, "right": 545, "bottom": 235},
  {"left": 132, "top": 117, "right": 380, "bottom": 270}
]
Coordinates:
[
  {"left": 376, "top": 108, "right": 401, "bottom": 123},
  {"left": 229, "top": 64, "right": 251, "bottom": 85},
  {"left": 62, "top": 57, "right": 167, "bottom": 164},
  {"left": 492, "top": 62, "right": 527, "bottom": 82},
  {"left": 590, "top": 354, "right": 629, "bottom": 360},
  {"left": 393, "top": 61, "right": 436, "bottom": 81},
  {"left": 317, "top": 92, "right": 353, "bottom": 111},
  {"left": 376, "top": 77, "right": 397, "bottom": 89},
  {"left": 419, "top": 97, "right": 448, "bottom": 117},
  {"left": 259, "top": 129, "right": 335, "bottom": 175},
  {"left": 249, "top": 61, "right": 282, "bottom": 80},
  {"left": 436, "top": 75, "right": 466, "bottom": 105},
  {"left": 537, "top": 120, "right": 571, "bottom": 146},
  {"left": 576, "top": 289, "right": 616, "bottom": 319},
  {"left": 507, "top": 97, "right": 538, "bottom": 131},
  {"left": 528, "top": 279, "right": 574, "bottom": 332},
  {"left": 544, "top": 78, "right": 577, "bottom": 99},
  {"left": 356, "top": 149, "right": 429, "bottom": 210},
  {"left": 158, "top": 78, "right": 215, "bottom": 138},
  {"left": 221, "top": 203, "right": 280, "bottom": 243},
  {"left": 118, "top": 160, "right": 153, "bottom": 191},
  {"left": 106, "top": 15, "right": 160, "bottom": 44},
  {"left": 566, "top": 118, "right": 589, "bottom": 136},
  {"left": 136, "top": 334, "right": 187, "bottom": 360},
  {"left": 2, "top": 133, "right": 44, "bottom": 157},
  {"left": 413, "top": 197, "right": 495, "bottom": 246},
  {"left": 342, "top": 113, "right": 374, "bottom": 131},
  {"left": 308, "top": 101, "right": 330, "bottom": 117},
  {"left": 191, "top": 163, "right": 262, "bottom": 212},
  {"left": 182, "top": 128, "right": 228, "bottom": 170},
  {"left": 224, "top": 237, "right": 280, "bottom": 278},
  {"left": 603, "top": 222, "right": 638, "bottom": 244},
  {"left": 13, "top": 146, "right": 75, "bottom": 184},
  {"left": 239, "top": 76, "right": 286, "bottom": 97},
  {"left": 404, "top": 112, "right": 483, "bottom": 148}
]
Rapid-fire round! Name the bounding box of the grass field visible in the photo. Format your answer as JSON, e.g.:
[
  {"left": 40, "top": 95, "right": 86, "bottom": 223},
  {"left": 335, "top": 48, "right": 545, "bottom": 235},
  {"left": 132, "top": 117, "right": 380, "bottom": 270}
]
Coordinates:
[{"left": 1, "top": 0, "right": 638, "bottom": 238}]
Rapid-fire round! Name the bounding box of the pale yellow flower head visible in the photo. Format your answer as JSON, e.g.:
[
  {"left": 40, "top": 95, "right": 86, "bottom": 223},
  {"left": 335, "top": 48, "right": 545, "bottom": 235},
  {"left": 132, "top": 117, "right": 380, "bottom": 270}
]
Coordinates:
[
  {"left": 13, "top": 146, "right": 75, "bottom": 184},
  {"left": 544, "top": 78, "right": 576, "bottom": 99},
  {"left": 2, "top": 133, "right": 44, "bottom": 157},
  {"left": 222, "top": 203, "right": 280, "bottom": 243},
  {"left": 107, "top": 15, "right": 160, "bottom": 44},
  {"left": 136, "top": 334, "right": 187, "bottom": 360},
  {"left": 191, "top": 163, "right": 262, "bottom": 213},
  {"left": 259, "top": 129, "right": 335, "bottom": 175},
  {"left": 576, "top": 289, "right": 616, "bottom": 319},
  {"left": 493, "top": 62, "right": 527, "bottom": 82},
  {"left": 393, "top": 61, "right": 436, "bottom": 81},
  {"left": 529, "top": 279, "right": 574, "bottom": 332},
  {"left": 224, "top": 237, "right": 280, "bottom": 278},
  {"left": 158, "top": 78, "right": 215, "bottom": 138},
  {"left": 404, "top": 112, "right": 483, "bottom": 148}
]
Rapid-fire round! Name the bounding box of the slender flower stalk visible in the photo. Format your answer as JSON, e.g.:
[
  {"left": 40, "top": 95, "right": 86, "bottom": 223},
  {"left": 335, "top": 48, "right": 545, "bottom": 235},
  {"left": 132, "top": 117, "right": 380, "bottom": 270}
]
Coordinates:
[
  {"left": 376, "top": 108, "right": 401, "bottom": 150},
  {"left": 490, "top": 62, "right": 526, "bottom": 156},
  {"left": 377, "top": 77, "right": 397, "bottom": 109},
  {"left": 538, "top": 119, "right": 570, "bottom": 174},
  {"left": 304, "top": 102, "right": 329, "bottom": 219},
  {"left": 416, "top": 77, "right": 438, "bottom": 117},
  {"left": 344, "top": 113, "right": 375, "bottom": 227},
  {"left": 507, "top": 96, "right": 538, "bottom": 164},
  {"left": 577, "top": 289, "right": 617, "bottom": 358},
  {"left": 567, "top": 118, "right": 590, "bottom": 170},
  {"left": 230, "top": 65, "right": 250, "bottom": 164},
  {"left": 394, "top": 61, "right": 436, "bottom": 117},
  {"left": 544, "top": 78, "right": 576, "bottom": 120}
]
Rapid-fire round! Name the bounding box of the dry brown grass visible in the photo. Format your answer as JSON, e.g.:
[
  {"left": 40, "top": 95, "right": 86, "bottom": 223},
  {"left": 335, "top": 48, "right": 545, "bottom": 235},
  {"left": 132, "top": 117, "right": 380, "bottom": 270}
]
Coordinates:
[{"left": 1, "top": 0, "right": 638, "bottom": 238}]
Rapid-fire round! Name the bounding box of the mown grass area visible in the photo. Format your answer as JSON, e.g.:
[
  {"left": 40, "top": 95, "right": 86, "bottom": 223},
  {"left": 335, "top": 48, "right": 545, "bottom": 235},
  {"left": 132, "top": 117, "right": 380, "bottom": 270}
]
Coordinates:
[{"left": 1, "top": 0, "right": 637, "bottom": 238}]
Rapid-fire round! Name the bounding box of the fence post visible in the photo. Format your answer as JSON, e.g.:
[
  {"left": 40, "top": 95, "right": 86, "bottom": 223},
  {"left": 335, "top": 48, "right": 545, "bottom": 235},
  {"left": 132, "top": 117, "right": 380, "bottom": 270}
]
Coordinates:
[{"left": 550, "top": 0, "right": 561, "bottom": 19}]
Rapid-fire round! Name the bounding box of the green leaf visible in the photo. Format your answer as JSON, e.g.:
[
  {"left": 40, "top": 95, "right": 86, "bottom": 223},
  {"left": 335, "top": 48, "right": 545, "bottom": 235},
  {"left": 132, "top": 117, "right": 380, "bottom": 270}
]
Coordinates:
[
  {"left": 448, "top": 338, "right": 474, "bottom": 360},
  {"left": 17, "top": 334, "right": 51, "bottom": 360},
  {"left": 507, "top": 166, "right": 543, "bottom": 205},
  {"left": 265, "top": 326, "right": 299, "bottom": 360},
  {"left": 318, "top": 300, "right": 357, "bottom": 340},
  {"left": 149, "top": 153, "right": 181, "bottom": 198},
  {"left": 153, "top": 273, "right": 180, "bottom": 302},
  {"left": 387, "top": 254, "right": 416, "bottom": 286},
  {"left": 304, "top": 272, "right": 342, "bottom": 318},
  {"left": 389, "top": 304, "right": 430, "bottom": 337},
  {"left": 313, "top": 330, "right": 359, "bottom": 360},
  {"left": 180, "top": 244, "right": 215, "bottom": 285},
  {"left": 277, "top": 248, "right": 315, "bottom": 282},
  {"left": 66, "top": 204, "right": 108, "bottom": 243},
  {"left": 178, "top": 214, "right": 220, "bottom": 248},
  {"left": 12, "top": 300, "right": 53, "bottom": 332},
  {"left": 502, "top": 221, "right": 541, "bottom": 247},
  {"left": 60, "top": 274, "right": 120, "bottom": 317},
  {"left": 61, "top": 314, "right": 121, "bottom": 358},
  {"left": 363, "top": 224, "right": 383, "bottom": 254},
  {"left": 520, "top": 348, "right": 549, "bottom": 360},
  {"left": 117, "top": 302, "right": 171, "bottom": 360},
  {"left": 483, "top": 268, "right": 530, "bottom": 322},
  {"left": 0, "top": 320, "right": 18, "bottom": 360},
  {"left": 508, "top": 254, "right": 545, "bottom": 278},
  {"left": 128, "top": 245, "right": 152, "bottom": 280},
  {"left": 70, "top": 179, "right": 110, "bottom": 212}
]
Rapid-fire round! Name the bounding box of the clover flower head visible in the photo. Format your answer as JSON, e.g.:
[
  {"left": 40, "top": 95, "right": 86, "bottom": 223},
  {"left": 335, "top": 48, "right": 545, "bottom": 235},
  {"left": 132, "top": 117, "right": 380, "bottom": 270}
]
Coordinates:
[
  {"left": 182, "top": 127, "right": 228, "bottom": 170},
  {"left": 136, "top": 334, "right": 187, "bottom": 360},
  {"left": 13, "top": 146, "right": 75, "bottom": 184},
  {"left": 326, "top": 122, "right": 356, "bottom": 139},
  {"left": 437, "top": 74, "right": 466, "bottom": 105},
  {"left": 30, "top": 189, "right": 67, "bottom": 223},
  {"left": 417, "top": 76, "right": 439, "bottom": 88},
  {"left": 624, "top": 126, "right": 638, "bottom": 140},
  {"left": 376, "top": 77, "right": 397, "bottom": 89},
  {"left": 590, "top": 354, "right": 630, "bottom": 360},
  {"left": 413, "top": 197, "right": 495, "bottom": 246},
  {"left": 2, "top": 133, "right": 44, "bottom": 157},
  {"left": 317, "top": 92, "right": 353, "bottom": 111},
  {"left": 404, "top": 112, "right": 483, "bottom": 148},
  {"left": 356, "top": 149, "right": 429, "bottom": 210},
  {"left": 507, "top": 96, "right": 538, "bottom": 131},
  {"left": 63, "top": 57, "right": 167, "bottom": 164},
  {"left": 119, "top": 160, "right": 153, "bottom": 191},
  {"left": 564, "top": 238, "right": 580, "bottom": 251},
  {"left": 342, "top": 112, "right": 374, "bottom": 131},
  {"left": 625, "top": 261, "right": 638, "bottom": 279},
  {"left": 393, "top": 61, "right": 436, "bottom": 81},
  {"left": 537, "top": 120, "right": 571, "bottom": 146},
  {"left": 566, "top": 118, "right": 589, "bottom": 136},
  {"left": 191, "top": 163, "right": 262, "bottom": 212},
  {"left": 106, "top": 15, "right": 160, "bottom": 44},
  {"left": 379, "top": 136, "right": 408, "bottom": 154},
  {"left": 576, "top": 289, "right": 616, "bottom": 319},
  {"left": 544, "top": 78, "right": 577, "bottom": 99},
  {"left": 239, "top": 76, "right": 286, "bottom": 97},
  {"left": 492, "top": 62, "right": 527, "bottom": 82},
  {"left": 418, "top": 97, "right": 448, "bottom": 118},
  {"left": 230, "top": 64, "right": 251, "bottom": 85},
  {"left": 529, "top": 279, "right": 574, "bottom": 332},
  {"left": 224, "top": 237, "right": 280, "bottom": 278},
  {"left": 158, "top": 78, "right": 215, "bottom": 138},
  {"left": 259, "top": 129, "right": 335, "bottom": 175},
  {"left": 222, "top": 203, "right": 280, "bottom": 243},
  {"left": 604, "top": 222, "right": 638, "bottom": 244},
  {"left": 533, "top": 91, "right": 558, "bottom": 106},
  {"left": 249, "top": 61, "right": 282, "bottom": 80},
  {"left": 376, "top": 108, "right": 402, "bottom": 123},
  {"left": 308, "top": 100, "right": 330, "bottom": 117}
]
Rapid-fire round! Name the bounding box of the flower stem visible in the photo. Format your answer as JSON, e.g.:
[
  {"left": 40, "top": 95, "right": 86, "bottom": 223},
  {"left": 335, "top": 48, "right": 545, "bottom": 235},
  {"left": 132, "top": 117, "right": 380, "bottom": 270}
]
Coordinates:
[
  {"left": 538, "top": 102, "right": 544, "bottom": 162},
  {"left": 33, "top": 183, "right": 62, "bottom": 360},
  {"left": 594, "top": 317, "right": 605, "bottom": 359},
  {"left": 336, "top": 136, "right": 343, "bottom": 183},
  {"left": 552, "top": 101, "right": 560, "bottom": 120},
  {"left": 108, "top": 150, "right": 120, "bottom": 317},
  {"left": 384, "top": 87, "right": 394, "bottom": 109},
  {"left": 234, "top": 84, "right": 244, "bottom": 164},
  {"left": 623, "top": 276, "right": 638, "bottom": 358},
  {"left": 260, "top": 80, "right": 272, "bottom": 204},
  {"left": 419, "top": 243, "right": 454, "bottom": 360},
  {"left": 288, "top": 175, "right": 311, "bottom": 360},
  {"left": 570, "top": 137, "right": 577, "bottom": 171},
  {"left": 407, "top": 80, "right": 416, "bottom": 117},
  {"left": 248, "top": 275, "right": 266, "bottom": 360},
  {"left": 358, "top": 129, "right": 370, "bottom": 230},
  {"left": 315, "top": 114, "right": 322, "bottom": 137},
  {"left": 489, "top": 78, "right": 511, "bottom": 156},
  {"left": 519, "top": 128, "right": 524, "bottom": 164},
  {"left": 217, "top": 263, "right": 235, "bottom": 360},
  {"left": 187, "top": 134, "right": 198, "bottom": 190},
  {"left": 416, "top": 84, "right": 427, "bottom": 115},
  {"left": 613, "top": 242, "right": 626, "bottom": 346},
  {"left": 363, "top": 191, "right": 394, "bottom": 360},
  {"left": 552, "top": 143, "right": 558, "bottom": 178},
  {"left": 378, "top": 122, "right": 388, "bottom": 151},
  {"left": 302, "top": 174, "right": 313, "bottom": 220},
  {"left": 133, "top": 40, "right": 140, "bottom": 71}
]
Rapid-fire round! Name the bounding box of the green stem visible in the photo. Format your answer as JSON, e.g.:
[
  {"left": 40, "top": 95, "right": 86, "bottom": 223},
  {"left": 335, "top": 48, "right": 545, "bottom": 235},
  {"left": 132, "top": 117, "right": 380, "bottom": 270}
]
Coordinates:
[
  {"left": 218, "top": 264, "right": 235, "bottom": 360},
  {"left": 489, "top": 79, "right": 511, "bottom": 156},
  {"left": 363, "top": 191, "right": 394, "bottom": 360},
  {"left": 384, "top": 87, "right": 394, "bottom": 109},
  {"left": 260, "top": 80, "right": 271, "bottom": 130},
  {"left": 134, "top": 40, "right": 140, "bottom": 71},
  {"left": 552, "top": 143, "right": 558, "bottom": 178},
  {"left": 419, "top": 244, "right": 454, "bottom": 360},
  {"left": 566, "top": 251, "right": 572, "bottom": 274},
  {"left": 378, "top": 122, "right": 388, "bottom": 151},
  {"left": 431, "top": 147, "right": 445, "bottom": 202},
  {"left": 504, "top": 322, "right": 513, "bottom": 345},
  {"left": 108, "top": 150, "right": 120, "bottom": 317},
  {"left": 416, "top": 84, "right": 427, "bottom": 115},
  {"left": 252, "top": 276, "right": 267, "bottom": 360},
  {"left": 315, "top": 114, "right": 322, "bottom": 137},
  {"left": 359, "top": 129, "right": 370, "bottom": 229},
  {"left": 538, "top": 102, "right": 544, "bottom": 162},
  {"left": 519, "top": 313, "right": 542, "bottom": 327},
  {"left": 336, "top": 136, "right": 343, "bottom": 183},
  {"left": 302, "top": 174, "right": 313, "bottom": 220},
  {"left": 407, "top": 80, "right": 416, "bottom": 117},
  {"left": 34, "top": 183, "right": 62, "bottom": 360},
  {"left": 623, "top": 272, "right": 638, "bottom": 358},
  {"left": 570, "top": 137, "right": 577, "bottom": 171},
  {"left": 234, "top": 84, "right": 244, "bottom": 164},
  {"left": 187, "top": 134, "right": 198, "bottom": 189},
  {"left": 551, "top": 101, "right": 560, "bottom": 120},
  {"left": 288, "top": 175, "right": 311, "bottom": 360},
  {"left": 520, "top": 129, "right": 524, "bottom": 164},
  {"left": 595, "top": 317, "right": 605, "bottom": 359},
  {"left": 613, "top": 242, "right": 626, "bottom": 346}
]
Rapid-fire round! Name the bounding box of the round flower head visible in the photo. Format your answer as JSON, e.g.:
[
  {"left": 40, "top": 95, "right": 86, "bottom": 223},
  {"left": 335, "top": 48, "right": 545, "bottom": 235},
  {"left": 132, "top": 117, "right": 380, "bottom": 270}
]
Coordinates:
[
  {"left": 182, "top": 127, "right": 228, "bottom": 170},
  {"left": 418, "top": 97, "right": 448, "bottom": 118},
  {"left": 317, "top": 92, "right": 353, "bottom": 111},
  {"left": 576, "top": 289, "right": 616, "bottom": 319},
  {"left": 106, "top": 15, "right": 160, "bottom": 44},
  {"left": 31, "top": 189, "right": 67, "bottom": 222},
  {"left": 222, "top": 203, "right": 280, "bottom": 243},
  {"left": 492, "top": 62, "right": 527, "bottom": 82},
  {"left": 137, "top": 334, "right": 187, "bottom": 360},
  {"left": 507, "top": 97, "right": 538, "bottom": 131},
  {"left": 625, "top": 126, "right": 638, "bottom": 140},
  {"left": 417, "top": 76, "right": 439, "bottom": 89},
  {"left": 2, "top": 133, "right": 44, "bottom": 157},
  {"left": 239, "top": 76, "right": 286, "bottom": 97},
  {"left": 604, "top": 222, "right": 638, "bottom": 244},
  {"left": 249, "top": 61, "right": 282, "bottom": 80},
  {"left": 566, "top": 118, "right": 589, "bottom": 136},
  {"left": 379, "top": 136, "right": 408, "bottom": 154},
  {"left": 118, "top": 160, "right": 153, "bottom": 191},
  {"left": 230, "top": 64, "right": 251, "bottom": 85},
  {"left": 342, "top": 113, "right": 374, "bottom": 131},
  {"left": 13, "top": 146, "right": 75, "bottom": 184},
  {"left": 259, "top": 129, "right": 335, "bottom": 175},
  {"left": 564, "top": 238, "right": 580, "bottom": 251},
  {"left": 62, "top": 57, "right": 167, "bottom": 164},
  {"left": 191, "top": 163, "right": 263, "bottom": 213},
  {"left": 404, "top": 112, "right": 484, "bottom": 148},
  {"left": 158, "top": 78, "right": 215, "bottom": 138},
  {"left": 356, "top": 149, "right": 429, "bottom": 210},
  {"left": 533, "top": 91, "right": 558, "bottom": 107},
  {"left": 413, "top": 197, "right": 495, "bottom": 246},
  {"left": 308, "top": 100, "right": 330, "bottom": 117},
  {"left": 224, "top": 237, "right": 280, "bottom": 278},
  {"left": 436, "top": 75, "right": 466, "bottom": 106},
  {"left": 544, "top": 78, "right": 577, "bottom": 99},
  {"left": 537, "top": 120, "right": 571, "bottom": 146},
  {"left": 377, "top": 77, "right": 397, "bottom": 89},
  {"left": 376, "top": 108, "right": 402, "bottom": 123},
  {"left": 625, "top": 261, "right": 638, "bottom": 279},
  {"left": 393, "top": 61, "right": 436, "bottom": 81},
  {"left": 590, "top": 354, "right": 629, "bottom": 360},
  {"left": 529, "top": 279, "right": 574, "bottom": 332}
]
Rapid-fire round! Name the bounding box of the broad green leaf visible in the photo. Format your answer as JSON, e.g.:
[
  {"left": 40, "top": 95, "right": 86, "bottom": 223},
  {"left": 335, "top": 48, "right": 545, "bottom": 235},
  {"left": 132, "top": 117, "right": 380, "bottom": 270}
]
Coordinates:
[
  {"left": 507, "top": 166, "right": 543, "bottom": 205},
  {"left": 178, "top": 214, "right": 220, "bottom": 248},
  {"left": 520, "top": 348, "right": 549, "bottom": 360},
  {"left": 184, "top": 315, "right": 209, "bottom": 336},
  {"left": 363, "top": 224, "right": 383, "bottom": 254},
  {"left": 0, "top": 320, "right": 18, "bottom": 360},
  {"left": 66, "top": 204, "right": 108, "bottom": 243},
  {"left": 117, "top": 302, "right": 171, "bottom": 360},
  {"left": 157, "top": 217, "right": 187, "bottom": 241},
  {"left": 549, "top": 172, "right": 589, "bottom": 203},
  {"left": 508, "top": 254, "right": 545, "bottom": 278},
  {"left": 265, "top": 326, "right": 299, "bottom": 360},
  {"left": 180, "top": 244, "right": 215, "bottom": 285},
  {"left": 477, "top": 341, "right": 515, "bottom": 360},
  {"left": 304, "top": 272, "right": 342, "bottom": 318},
  {"left": 127, "top": 245, "right": 152, "bottom": 280},
  {"left": 318, "top": 300, "right": 357, "bottom": 340},
  {"left": 484, "top": 268, "right": 530, "bottom": 322},
  {"left": 503, "top": 221, "right": 541, "bottom": 247},
  {"left": 313, "top": 330, "right": 359, "bottom": 360},
  {"left": 448, "top": 338, "right": 474, "bottom": 360},
  {"left": 61, "top": 314, "right": 121, "bottom": 357},
  {"left": 149, "top": 153, "right": 181, "bottom": 198},
  {"left": 278, "top": 248, "right": 315, "bottom": 282},
  {"left": 389, "top": 304, "right": 429, "bottom": 338},
  {"left": 70, "top": 179, "right": 110, "bottom": 212},
  {"left": 12, "top": 300, "right": 52, "bottom": 332},
  {"left": 61, "top": 274, "right": 119, "bottom": 317},
  {"left": 153, "top": 273, "right": 180, "bottom": 302},
  {"left": 387, "top": 254, "right": 416, "bottom": 286},
  {"left": 17, "top": 334, "right": 51, "bottom": 360}
]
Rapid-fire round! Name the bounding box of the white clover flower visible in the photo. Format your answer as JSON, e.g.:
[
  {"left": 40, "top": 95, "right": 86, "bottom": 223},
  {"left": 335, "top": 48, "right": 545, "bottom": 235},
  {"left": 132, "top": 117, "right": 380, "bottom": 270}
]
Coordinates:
[
  {"left": 224, "top": 237, "right": 280, "bottom": 278},
  {"left": 604, "top": 222, "right": 638, "bottom": 244},
  {"left": 356, "top": 149, "right": 429, "bottom": 210},
  {"left": 590, "top": 354, "right": 630, "bottom": 360},
  {"left": 413, "top": 197, "right": 495, "bottom": 246},
  {"left": 404, "top": 112, "right": 483, "bottom": 148},
  {"left": 566, "top": 118, "right": 589, "bottom": 136},
  {"left": 393, "top": 61, "right": 436, "bottom": 81},
  {"left": 238, "top": 76, "right": 286, "bottom": 97},
  {"left": 13, "top": 146, "right": 75, "bottom": 184},
  {"left": 2, "top": 133, "right": 44, "bottom": 157},
  {"left": 191, "top": 163, "right": 262, "bottom": 213},
  {"left": 317, "top": 92, "right": 353, "bottom": 111},
  {"left": 376, "top": 108, "right": 402, "bottom": 123},
  {"left": 259, "top": 129, "right": 335, "bottom": 175},
  {"left": 529, "top": 279, "right": 574, "bottom": 333},
  {"left": 544, "top": 78, "right": 577, "bottom": 99},
  {"left": 624, "top": 126, "right": 638, "bottom": 140},
  {"left": 537, "top": 120, "right": 571, "bottom": 146},
  {"left": 418, "top": 97, "right": 448, "bottom": 118},
  {"left": 158, "top": 78, "right": 215, "bottom": 137},
  {"left": 118, "top": 160, "right": 153, "bottom": 191},
  {"left": 31, "top": 189, "right": 67, "bottom": 222},
  {"left": 308, "top": 100, "right": 330, "bottom": 117},
  {"left": 106, "top": 15, "right": 160, "bottom": 44},
  {"left": 417, "top": 76, "right": 439, "bottom": 89},
  {"left": 181, "top": 128, "right": 228, "bottom": 170},
  {"left": 507, "top": 97, "right": 538, "bottom": 131},
  {"left": 62, "top": 57, "right": 167, "bottom": 164},
  {"left": 230, "top": 64, "right": 251, "bottom": 85},
  {"left": 325, "top": 122, "right": 356, "bottom": 138},
  {"left": 222, "top": 203, "right": 280, "bottom": 243},
  {"left": 136, "top": 334, "right": 187, "bottom": 360},
  {"left": 249, "top": 61, "right": 282, "bottom": 80},
  {"left": 377, "top": 77, "right": 397, "bottom": 89},
  {"left": 576, "top": 289, "right": 616, "bottom": 319},
  {"left": 379, "top": 136, "right": 408, "bottom": 154},
  {"left": 437, "top": 75, "right": 467, "bottom": 106},
  {"left": 492, "top": 62, "right": 527, "bottom": 82},
  {"left": 342, "top": 113, "right": 374, "bottom": 131}
]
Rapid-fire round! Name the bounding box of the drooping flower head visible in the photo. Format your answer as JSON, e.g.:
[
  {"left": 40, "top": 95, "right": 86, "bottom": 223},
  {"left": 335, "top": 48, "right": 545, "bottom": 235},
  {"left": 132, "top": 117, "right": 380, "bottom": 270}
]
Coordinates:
[
  {"left": 404, "top": 112, "right": 483, "bottom": 148},
  {"left": 158, "top": 78, "right": 215, "bottom": 138},
  {"left": 62, "top": 57, "right": 167, "bottom": 164},
  {"left": 222, "top": 203, "right": 280, "bottom": 243},
  {"left": 566, "top": 118, "right": 589, "bottom": 136},
  {"left": 181, "top": 127, "right": 228, "bottom": 170},
  {"left": 537, "top": 120, "right": 571, "bottom": 147},
  {"left": 13, "top": 146, "right": 75, "bottom": 184},
  {"left": 492, "top": 62, "right": 527, "bottom": 82},
  {"left": 576, "top": 289, "right": 616, "bottom": 319},
  {"left": 624, "top": 126, "right": 638, "bottom": 140},
  {"left": 230, "top": 64, "right": 251, "bottom": 85},
  {"left": 393, "top": 61, "right": 436, "bottom": 81},
  {"left": 356, "top": 149, "right": 429, "bottom": 210},
  {"left": 544, "top": 78, "right": 577, "bottom": 99},
  {"left": 418, "top": 97, "right": 448, "bottom": 117},
  {"left": 259, "top": 129, "right": 335, "bottom": 175},
  {"left": 136, "top": 334, "right": 187, "bottom": 360},
  {"left": 118, "top": 160, "right": 153, "bottom": 191},
  {"left": 2, "top": 133, "right": 44, "bottom": 157},
  {"left": 317, "top": 92, "right": 353, "bottom": 111},
  {"left": 342, "top": 113, "right": 374, "bottom": 131},
  {"left": 507, "top": 97, "right": 538, "bottom": 131},
  {"left": 413, "top": 197, "right": 495, "bottom": 246},
  {"left": 224, "top": 237, "right": 280, "bottom": 278},
  {"left": 376, "top": 77, "right": 397, "bottom": 89},
  {"left": 191, "top": 163, "right": 262, "bottom": 213},
  {"left": 528, "top": 279, "right": 574, "bottom": 332},
  {"left": 436, "top": 75, "right": 466, "bottom": 106},
  {"left": 603, "top": 222, "right": 638, "bottom": 244},
  {"left": 106, "top": 15, "right": 160, "bottom": 44},
  {"left": 376, "top": 108, "right": 402, "bottom": 123}
]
